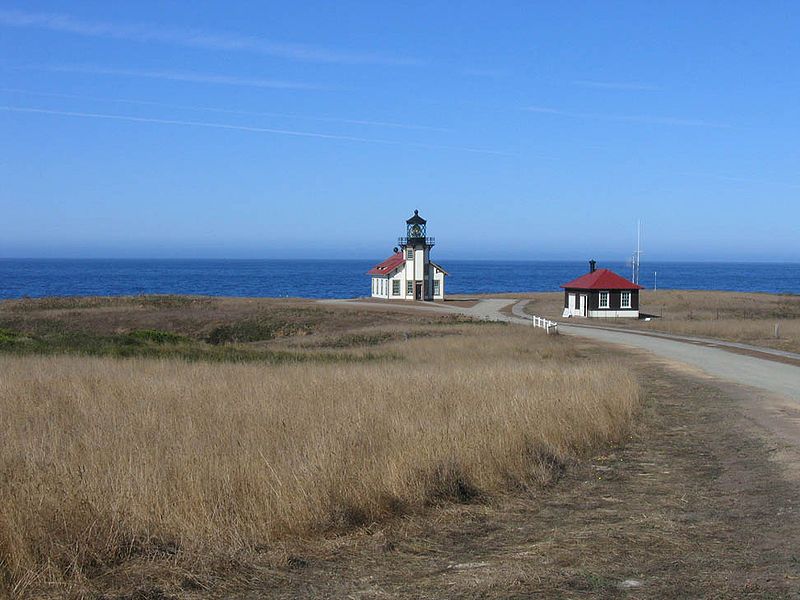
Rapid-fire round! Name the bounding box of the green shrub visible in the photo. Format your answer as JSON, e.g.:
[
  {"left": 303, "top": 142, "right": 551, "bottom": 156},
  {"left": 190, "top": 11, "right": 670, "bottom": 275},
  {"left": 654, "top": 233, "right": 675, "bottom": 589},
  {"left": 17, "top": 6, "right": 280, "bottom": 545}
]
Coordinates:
[
  {"left": 0, "top": 328, "right": 21, "bottom": 345},
  {"left": 206, "top": 319, "right": 309, "bottom": 345},
  {"left": 128, "top": 329, "right": 185, "bottom": 344}
]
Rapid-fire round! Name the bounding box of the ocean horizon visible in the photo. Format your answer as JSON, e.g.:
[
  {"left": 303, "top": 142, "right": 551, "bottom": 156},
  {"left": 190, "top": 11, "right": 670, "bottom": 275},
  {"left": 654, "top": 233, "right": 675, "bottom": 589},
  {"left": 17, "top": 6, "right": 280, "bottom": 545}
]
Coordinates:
[{"left": 1, "top": 259, "right": 798, "bottom": 299}]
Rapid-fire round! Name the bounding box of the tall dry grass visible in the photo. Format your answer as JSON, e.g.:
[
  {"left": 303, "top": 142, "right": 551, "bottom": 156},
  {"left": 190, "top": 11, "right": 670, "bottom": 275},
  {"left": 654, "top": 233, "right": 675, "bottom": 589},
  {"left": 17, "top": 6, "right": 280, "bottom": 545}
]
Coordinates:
[
  {"left": 642, "top": 318, "right": 800, "bottom": 349},
  {"left": 0, "top": 328, "right": 639, "bottom": 595}
]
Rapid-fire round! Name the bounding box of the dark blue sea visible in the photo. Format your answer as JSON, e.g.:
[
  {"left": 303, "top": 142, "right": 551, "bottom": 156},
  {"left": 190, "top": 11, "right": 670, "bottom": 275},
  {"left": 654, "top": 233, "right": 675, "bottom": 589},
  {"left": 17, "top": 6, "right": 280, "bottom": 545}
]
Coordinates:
[{"left": 0, "top": 259, "right": 798, "bottom": 299}]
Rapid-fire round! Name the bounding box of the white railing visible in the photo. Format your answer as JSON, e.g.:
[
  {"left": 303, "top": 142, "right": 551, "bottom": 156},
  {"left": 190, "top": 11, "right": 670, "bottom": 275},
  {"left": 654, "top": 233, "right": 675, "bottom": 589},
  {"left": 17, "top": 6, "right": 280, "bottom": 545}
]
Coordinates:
[{"left": 529, "top": 314, "right": 559, "bottom": 334}]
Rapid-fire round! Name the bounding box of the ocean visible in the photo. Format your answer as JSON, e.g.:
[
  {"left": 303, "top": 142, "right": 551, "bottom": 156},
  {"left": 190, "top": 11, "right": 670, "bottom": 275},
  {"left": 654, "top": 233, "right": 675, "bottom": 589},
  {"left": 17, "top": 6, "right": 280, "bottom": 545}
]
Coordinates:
[{"left": 0, "top": 259, "right": 798, "bottom": 299}]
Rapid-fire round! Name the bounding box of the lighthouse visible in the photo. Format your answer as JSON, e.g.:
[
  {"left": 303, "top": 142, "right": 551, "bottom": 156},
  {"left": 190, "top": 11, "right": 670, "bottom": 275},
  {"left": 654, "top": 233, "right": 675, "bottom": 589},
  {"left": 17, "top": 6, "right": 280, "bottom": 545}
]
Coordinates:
[{"left": 367, "top": 210, "right": 448, "bottom": 301}]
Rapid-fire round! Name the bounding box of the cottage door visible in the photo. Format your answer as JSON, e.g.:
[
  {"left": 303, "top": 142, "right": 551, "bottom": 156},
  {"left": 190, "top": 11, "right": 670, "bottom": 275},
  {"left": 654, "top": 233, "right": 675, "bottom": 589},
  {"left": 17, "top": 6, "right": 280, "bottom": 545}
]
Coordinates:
[
  {"left": 579, "top": 294, "right": 587, "bottom": 317},
  {"left": 567, "top": 293, "right": 576, "bottom": 314},
  {"left": 415, "top": 282, "right": 422, "bottom": 300}
]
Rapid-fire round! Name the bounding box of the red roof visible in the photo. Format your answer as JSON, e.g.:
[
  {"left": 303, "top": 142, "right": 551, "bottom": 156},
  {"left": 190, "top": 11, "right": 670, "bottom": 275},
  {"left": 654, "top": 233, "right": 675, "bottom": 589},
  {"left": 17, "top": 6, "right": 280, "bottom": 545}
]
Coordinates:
[
  {"left": 367, "top": 252, "right": 405, "bottom": 276},
  {"left": 561, "top": 268, "right": 643, "bottom": 290}
]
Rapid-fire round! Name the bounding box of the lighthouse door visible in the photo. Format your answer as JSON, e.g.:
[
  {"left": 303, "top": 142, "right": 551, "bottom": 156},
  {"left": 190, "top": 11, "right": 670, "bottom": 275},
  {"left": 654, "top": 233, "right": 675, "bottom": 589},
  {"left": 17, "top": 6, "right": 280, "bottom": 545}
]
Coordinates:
[{"left": 415, "top": 282, "right": 422, "bottom": 300}]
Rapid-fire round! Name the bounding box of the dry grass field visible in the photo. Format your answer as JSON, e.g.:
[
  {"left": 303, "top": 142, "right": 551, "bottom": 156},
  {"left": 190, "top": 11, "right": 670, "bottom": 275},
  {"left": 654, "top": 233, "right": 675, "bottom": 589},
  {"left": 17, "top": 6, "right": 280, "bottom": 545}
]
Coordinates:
[
  {"left": 518, "top": 289, "right": 800, "bottom": 353},
  {"left": 0, "top": 297, "right": 639, "bottom": 598}
]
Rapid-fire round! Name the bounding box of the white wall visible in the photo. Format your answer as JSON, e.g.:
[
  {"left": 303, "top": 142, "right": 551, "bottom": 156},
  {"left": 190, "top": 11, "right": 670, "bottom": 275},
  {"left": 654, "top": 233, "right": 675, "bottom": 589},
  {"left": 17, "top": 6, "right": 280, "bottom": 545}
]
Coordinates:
[
  {"left": 389, "top": 269, "right": 404, "bottom": 298},
  {"left": 372, "top": 267, "right": 409, "bottom": 299},
  {"left": 372, "top": 247, "right": 446, "bottom": 301},
  {"left": 431, "top": 265, "right": 445, "bottom": 299},
  {"left": 371, "top": 276, "right": 389, "bottom": 299},
  {"left": 413, "top": 246, "right": 427, "bottom": 280},
  {"left": 586, "top": 309, "right": 639, "bottom": 318}
]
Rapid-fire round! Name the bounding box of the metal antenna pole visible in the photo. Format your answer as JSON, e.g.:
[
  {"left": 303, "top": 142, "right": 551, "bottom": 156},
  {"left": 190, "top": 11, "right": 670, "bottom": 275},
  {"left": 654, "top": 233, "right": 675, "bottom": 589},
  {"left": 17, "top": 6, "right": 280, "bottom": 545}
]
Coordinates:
[{"left": 636, "top": 220, "right": 641, "bottom": 285}]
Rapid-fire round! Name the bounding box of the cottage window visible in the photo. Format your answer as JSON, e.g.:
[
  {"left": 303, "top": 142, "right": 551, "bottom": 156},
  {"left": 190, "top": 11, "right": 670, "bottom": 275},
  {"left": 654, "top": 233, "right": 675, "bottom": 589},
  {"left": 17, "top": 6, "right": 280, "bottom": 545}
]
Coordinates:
[
  {"left": 598, "top": 291, "right": 610, "bottom": 309},
  {"left": 433, "top": 280, "right": 441, "bottom": 296},
  {"left": 407, "top": 280, "right": 413, "bottom": 295},
  {"left": 406, "top": 248, "right": 413, "bottom": 259},
  {"left": 620, "top": 291, "right": 632, "bottom": 309},
  {"left": 392, "top": 280, "right": 400, "bottom": 296}
]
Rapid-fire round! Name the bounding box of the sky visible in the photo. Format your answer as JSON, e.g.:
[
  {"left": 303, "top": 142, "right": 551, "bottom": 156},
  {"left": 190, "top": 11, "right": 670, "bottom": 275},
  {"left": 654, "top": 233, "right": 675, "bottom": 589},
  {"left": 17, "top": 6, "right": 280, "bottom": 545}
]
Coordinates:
[{"left": 1, "top": 1, "right": 799, "bottom": 262}]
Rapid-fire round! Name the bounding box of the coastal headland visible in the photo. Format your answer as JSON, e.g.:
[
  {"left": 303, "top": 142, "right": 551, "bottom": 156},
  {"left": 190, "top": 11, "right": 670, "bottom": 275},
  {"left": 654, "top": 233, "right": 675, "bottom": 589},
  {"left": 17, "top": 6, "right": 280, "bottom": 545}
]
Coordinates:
[{"left": 1, "top": 290, "right": 798, "bottom": 598}]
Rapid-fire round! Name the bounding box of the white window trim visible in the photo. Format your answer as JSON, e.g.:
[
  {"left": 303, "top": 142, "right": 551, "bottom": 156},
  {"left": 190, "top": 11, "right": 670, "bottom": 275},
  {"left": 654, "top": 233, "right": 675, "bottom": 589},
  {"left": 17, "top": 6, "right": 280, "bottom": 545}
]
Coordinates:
[
  {"left": 620, "top": 291, "right": 632, "bottom": 309},
  {"left": 598, "top": 291, "right": 610, "bottom": 309}
]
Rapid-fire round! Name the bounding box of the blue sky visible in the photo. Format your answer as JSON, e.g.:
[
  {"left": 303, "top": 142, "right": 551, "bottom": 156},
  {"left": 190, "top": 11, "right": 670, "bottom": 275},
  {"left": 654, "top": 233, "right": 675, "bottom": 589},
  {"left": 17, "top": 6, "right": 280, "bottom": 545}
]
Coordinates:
[{"left": 1, "top": 1, "right": 798, "bottom": 261}]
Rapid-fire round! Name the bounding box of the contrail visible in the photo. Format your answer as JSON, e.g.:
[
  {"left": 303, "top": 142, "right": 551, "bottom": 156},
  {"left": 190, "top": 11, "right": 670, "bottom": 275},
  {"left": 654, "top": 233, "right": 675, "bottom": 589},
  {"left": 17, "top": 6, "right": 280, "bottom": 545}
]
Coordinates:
[
  {"left": 0, "top": 9, "right": 420, "bottom": 66},
  {"left": 0, "top": 105, "right": 511, "bottom": 156},
  {"left": 21, "top": 64, "right": 326, "bottom": 91},
  {"left": 0, "top": 87, "right": 451, "bottom": 132}
]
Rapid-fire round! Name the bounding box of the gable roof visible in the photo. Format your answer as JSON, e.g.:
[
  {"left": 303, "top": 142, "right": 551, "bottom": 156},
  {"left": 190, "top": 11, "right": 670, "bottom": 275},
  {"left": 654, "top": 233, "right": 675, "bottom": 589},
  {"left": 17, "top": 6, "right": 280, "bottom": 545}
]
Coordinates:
[
  {"left": 367, "top": 252, "right": 405, "bottom": 276},
  {"left": 430, "top": 260, "right": 449, "bottom": 276},
  {"left": 561, "top": 268, "right": 643, "bottom": 290}
]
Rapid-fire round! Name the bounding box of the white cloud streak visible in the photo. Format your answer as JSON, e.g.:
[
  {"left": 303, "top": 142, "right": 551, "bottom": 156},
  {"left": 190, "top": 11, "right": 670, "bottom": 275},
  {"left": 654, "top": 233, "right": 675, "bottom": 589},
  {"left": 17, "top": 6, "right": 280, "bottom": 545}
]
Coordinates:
[
  {"left": 461, "top": 67, "right": 510, "bottom": 78},
  {"left": 523, "top": 105, "right": 730, "bottom": 128},
  {"left": 0, "top": 105, "right": 510, "bottom": 155},
  {"left": 680, "top": 172, "right": 800, "bottom": 190},
  {"left": 571, "top": 80, "right": 661, "bottom": 91},
  {"left": 0, "top": 8, "right": 420, "bottom": 66},
  {"left": 0, "top": 87, "right": 450, "bottom": 132},
  {"left": 18, "top": 64, "right": 327, "bottom": 91}
]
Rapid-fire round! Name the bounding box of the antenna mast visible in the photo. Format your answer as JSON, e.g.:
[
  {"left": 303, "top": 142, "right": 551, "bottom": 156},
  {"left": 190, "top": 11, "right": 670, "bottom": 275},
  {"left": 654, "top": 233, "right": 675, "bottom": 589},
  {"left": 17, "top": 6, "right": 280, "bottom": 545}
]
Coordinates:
[{"left": 631, "top": 220, "right": 642, "bottom": 285}]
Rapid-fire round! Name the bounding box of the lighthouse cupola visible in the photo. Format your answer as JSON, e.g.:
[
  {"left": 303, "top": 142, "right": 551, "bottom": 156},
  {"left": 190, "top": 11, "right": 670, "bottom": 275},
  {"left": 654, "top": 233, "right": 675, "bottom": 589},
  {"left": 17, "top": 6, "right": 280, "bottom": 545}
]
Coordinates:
[
  {"left": 406, "top": 209, "right": 427, "bottom": 241},
  {"left": 399, "top": 209, "right": 435, "bottom": 249}
]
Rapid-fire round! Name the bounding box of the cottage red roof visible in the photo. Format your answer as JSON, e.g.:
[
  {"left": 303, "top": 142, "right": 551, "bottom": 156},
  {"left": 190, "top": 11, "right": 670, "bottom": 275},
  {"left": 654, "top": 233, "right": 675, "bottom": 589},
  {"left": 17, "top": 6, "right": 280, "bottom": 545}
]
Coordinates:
[
  {"left": 561, "top": 268, "right": 643, "bottom": 290},
  {"left": 367, "top": 252, "right": 405, "bottom": 276}
]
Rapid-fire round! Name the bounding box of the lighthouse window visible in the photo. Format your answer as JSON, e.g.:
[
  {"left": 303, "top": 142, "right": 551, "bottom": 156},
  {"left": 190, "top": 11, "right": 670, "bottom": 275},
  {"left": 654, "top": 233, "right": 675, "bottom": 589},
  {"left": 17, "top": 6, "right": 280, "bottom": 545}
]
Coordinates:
[
  {"left": 407, "top": 280, "right": 413, "bottom": 295},
  {"left": 392, "top": 280, "right": 400, "bottom": 296},
  {"left": 598, "top": 291, "right": 610, "bottom": 309},
  {"left": 406, "top": 248, "right": 413, "bottom": 259}
]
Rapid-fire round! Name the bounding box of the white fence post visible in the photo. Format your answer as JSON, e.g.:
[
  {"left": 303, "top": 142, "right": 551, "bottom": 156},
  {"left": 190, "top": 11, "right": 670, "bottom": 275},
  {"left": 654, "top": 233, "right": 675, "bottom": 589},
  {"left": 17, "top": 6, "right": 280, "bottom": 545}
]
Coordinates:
[{"left": 528, "top": 313, "right": 558, "bottom": 335}]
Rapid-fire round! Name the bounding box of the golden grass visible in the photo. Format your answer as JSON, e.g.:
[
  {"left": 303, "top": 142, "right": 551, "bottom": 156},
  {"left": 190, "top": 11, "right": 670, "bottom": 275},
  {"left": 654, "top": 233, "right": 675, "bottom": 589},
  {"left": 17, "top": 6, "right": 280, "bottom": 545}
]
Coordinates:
[
  {"left": 0, "top": 327, "right": 639, "bottom": 596},
  {"left": 615, "top": 291, "right": 800, "bottom": 353}
]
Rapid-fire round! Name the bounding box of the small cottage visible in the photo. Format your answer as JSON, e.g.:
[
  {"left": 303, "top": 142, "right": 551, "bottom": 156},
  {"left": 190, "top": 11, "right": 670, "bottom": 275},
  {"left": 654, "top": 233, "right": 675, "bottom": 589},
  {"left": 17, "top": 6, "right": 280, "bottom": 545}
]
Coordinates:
[
  {"left": 367, "top": 210, "right": 448, "bottom": 301},
  {"left": 561, "top": 260, "right": 643, "bottom": 318}
]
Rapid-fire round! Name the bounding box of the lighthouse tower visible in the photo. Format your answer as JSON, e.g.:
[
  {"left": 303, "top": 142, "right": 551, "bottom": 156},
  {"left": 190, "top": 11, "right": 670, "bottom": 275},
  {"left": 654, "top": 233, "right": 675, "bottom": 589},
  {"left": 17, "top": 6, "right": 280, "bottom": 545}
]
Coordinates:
[
  {"left": 367, "top": 210, "right": 448, "bottom": 301},
  {"left": 400, "top": 210, "right": 435, "bottom": 300}
]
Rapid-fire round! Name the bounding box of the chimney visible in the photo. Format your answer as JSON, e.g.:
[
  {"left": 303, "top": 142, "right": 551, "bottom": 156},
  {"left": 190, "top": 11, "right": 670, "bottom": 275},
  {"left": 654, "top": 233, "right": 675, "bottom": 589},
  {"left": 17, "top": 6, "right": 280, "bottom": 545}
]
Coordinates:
[{"left": 589, "top": 259, "right": 597, "bottom": 273}]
